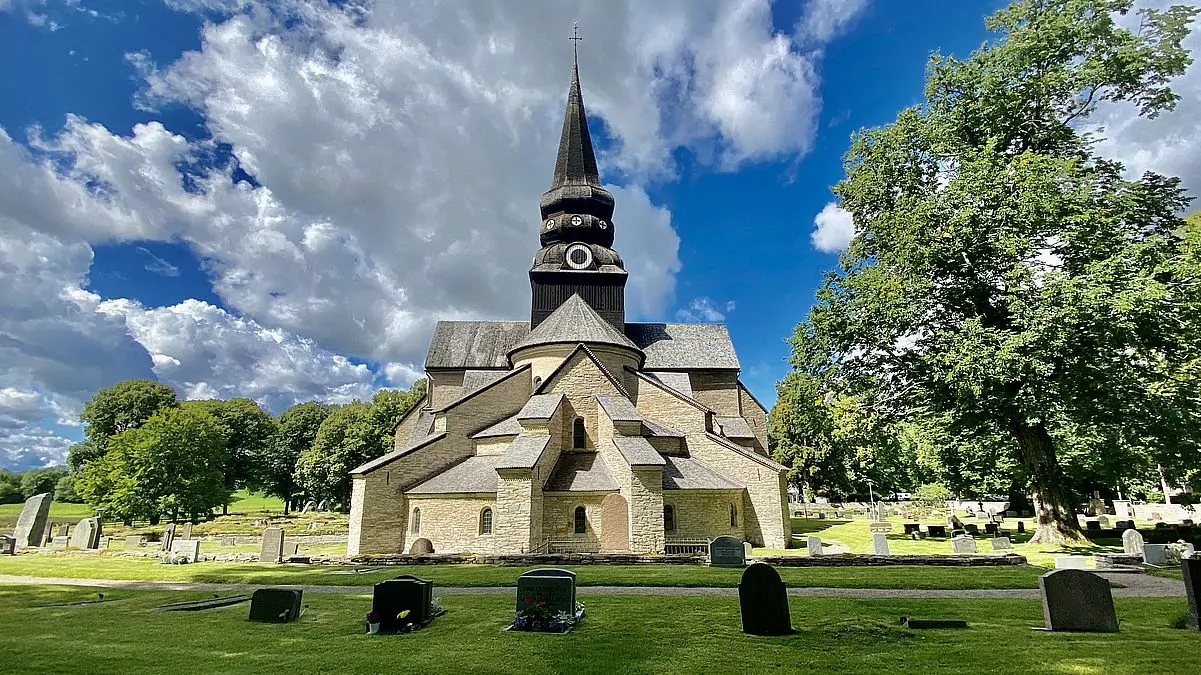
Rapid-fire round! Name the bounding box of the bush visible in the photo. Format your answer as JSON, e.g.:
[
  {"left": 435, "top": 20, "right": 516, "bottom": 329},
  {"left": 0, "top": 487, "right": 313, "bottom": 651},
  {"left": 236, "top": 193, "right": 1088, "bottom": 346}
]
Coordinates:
[
  {"left": 913, "top": 483, "right": 954, "bottom": 509},
  {"left": 54, "top": 474, "right": 82, "bottom": 503}
]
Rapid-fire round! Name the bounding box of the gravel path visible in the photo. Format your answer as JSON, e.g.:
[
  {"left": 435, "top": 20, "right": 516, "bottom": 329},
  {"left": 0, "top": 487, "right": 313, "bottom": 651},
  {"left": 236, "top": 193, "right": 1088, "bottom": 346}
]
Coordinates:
[{"left": 0, "top": 572, "right": 1184, "bottom": 599}]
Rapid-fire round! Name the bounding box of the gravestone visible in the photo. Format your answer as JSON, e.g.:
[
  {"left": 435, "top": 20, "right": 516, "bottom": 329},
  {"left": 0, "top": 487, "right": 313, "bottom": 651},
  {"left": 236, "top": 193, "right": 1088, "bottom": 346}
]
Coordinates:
[
  {"left": 283, "top": 541, "right": 300, "bottom": 557},
  {"left": 1004, "top": 510, "right": 1017, "bottom": 518},
  {"left": 869, "top": 521, "right": 893, "bottom": 533},
  {"left": 951, "top": 529, "right": 967, "bottom": 539},
  {"left": 984, "top": 523, "right": 999, "bottom": 535},
  {"left": 221, "top": 536, "right": 236, "bottom": 546},
  {"left": 259, "top": 527, "right": 284, "bottom": 563},
  {"left": 515, "top": 569, "right": 576, "bottom": 616},
  {"left": 50, "top": 536, "right": 69, "bottom": 550},
  {"left": 160, "top": 524, "right": 176, "bottom": 552},
  {"left": 179, "top": 522, "right": 193, "bottom": 540},
  {"left": 903, "top": 523, "right": 921, "bottom": 535},
  {"left": 1086, "top": 521, "right": 1101, "bottom": 532},
  {"left": 409, "top": 538, "right": 434, "bottom": 555},
  {"left": 1122, "top": 529, "right": 1144, "bottom": 555},
  {"left": 0, "top": 535, "right": 14, "bottom": 555},
  {"left": 991, "top": 537, "right": 1013, "bottom": 551},
  {"left": 56, "top": 523, "right": 70, "bottom": 537},
  {"left": 738, "top": 563, "right": 794, "bottom": 636},
  {"left": 1183, "top": 557, "right": 1201, "bottom": 631},
  {"left": 69, "top": 517, "right": 101, "bottom": 550},
  {"left": 372, "top": 575, "right": 433, "bottom": 632},
  {"left": 171, "top": 539, "right": 201, "bottom": 562},
  {"left": 709, "top": 536, "right": 746, "bottom": 568},
  {"left": 951, "top": 537, "right": 977, "bottom": 554},
  {"left": 1017, "top": 522, "right": 1026, "bottom": 534},
  {"left": 124, "top": 535, "right": 143, "bottom": 548},
  {"left": 248, "top": 588, "right": 303, "bottom": 623},
  {"left": 1055, "top": 556, "right": 1089, "bottom": 570},
  {"left": 99, "top": 537, "right": 112, "bottom": 549},
  {"left": 743, "top": 542, "right": 753, "bottom": 559},
  {"left": 806, "top": 536, "right": 822, "bottom": 556},
  {"left": 975, "top": 511, "right": 988, "bottom": 520},
  {"left": 872, "top": 533, "right": 890, "bottom": 555},
  {"left": 12, "top": 493, "right": 52, "bottom": 547},
  {"left": 1142, "top": 544, "right": 1169, "bottom": 565},
  {"left": 1038, "top": 569, "right": 1118, "bottom": 632},
  {"left": 1098, "top": 515, "right": 1111, "bottom": 528},
  {"left": 927, "top": 525, "right": 947, "bottom": 537},
  {"left": 964, "top": 524, "right": 979, "bottom": 535},
  {"left": 1114, "top": 520, "right": 1134, "bottom": 531}
]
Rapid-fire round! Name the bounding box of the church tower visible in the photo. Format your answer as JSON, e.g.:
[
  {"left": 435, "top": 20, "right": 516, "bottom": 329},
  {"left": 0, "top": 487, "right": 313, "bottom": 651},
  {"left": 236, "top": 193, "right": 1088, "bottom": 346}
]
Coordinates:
[{"left": 529, "top": 58, "right": 627, "bottom": 331}]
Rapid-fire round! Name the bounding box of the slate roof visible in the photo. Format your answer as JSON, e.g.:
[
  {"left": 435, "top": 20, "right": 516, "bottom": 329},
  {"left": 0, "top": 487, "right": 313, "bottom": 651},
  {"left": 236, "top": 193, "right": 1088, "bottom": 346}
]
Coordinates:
[
  {"left": 471, "top": 414, "right": 521, "bottom": 439},
  {"left": 539, "top": 62, "right": 615, "bottom": 220},
  {"left": 642, "top": 418, "right": 685, "bottom": 438},
  {"left": 495, "top": 435, "right": 552, "bottom": 470},
  {"left": 461, "top": 370, "right": 510, "bottom": 396},
  {"left": 645, "top": 371, "right": 694, "bottom": 397},
  {"left": 544, "top": 452, "right": 620, "bottom": 492},
  {"left": 406, "top": 410, "right": 436, "bottom": 445},
  {"left": 625, "top": 323, "right": 740, "bottom": 370},
  {"left": 351, "top": 431, "right": 448, "bottom": 476},
  {"left": 612, "top": 436, "right": 666, "bottom": 467},
  {"left": 595, "top": 395, "right": 642, "bottom": 423},
  {"left": 509, "top": 295, "right": 641, "bottom": 356},
  {"left": 406, "top": 455, "right": 501, "bottom": 495},
  {"left": 716, "top": 416, "right": 755, "bottom": 440},
  {"left": 425, "top": 321, "right": 529, "bottom": 370},
  {"left": 517, "top": 393, "right": 564, "bottom": 421},
  {"left": 662, "top": 456, "right": 740, "bottom": 490}
]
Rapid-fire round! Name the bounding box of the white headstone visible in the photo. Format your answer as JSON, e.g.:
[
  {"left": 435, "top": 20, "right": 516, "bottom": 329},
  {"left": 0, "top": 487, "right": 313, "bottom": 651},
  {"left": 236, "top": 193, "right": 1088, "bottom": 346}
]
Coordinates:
[
  {"left": 1055, "top": 556, "right": 1090, "bottom": 570},
  {"left": 1121, "top": 528, "right": 1144, "bottom": 555},
  {"left": 872, "top": 533, "right": 890, "bottom": 555},
  {"left": 951, "top": 536, "right": 977, "bottom": 554},
  {"left": 171, "top": 539, "right": 201, "bottom": 562},
  {"left": 991, "top": 537, "right": 1013, "bottom": 551},
  {"left": 1097, "top": 515, "right": 1111, "bottom": 528},
  {"left": 807, "top": 536, "right": 823, "bottom": 556}
]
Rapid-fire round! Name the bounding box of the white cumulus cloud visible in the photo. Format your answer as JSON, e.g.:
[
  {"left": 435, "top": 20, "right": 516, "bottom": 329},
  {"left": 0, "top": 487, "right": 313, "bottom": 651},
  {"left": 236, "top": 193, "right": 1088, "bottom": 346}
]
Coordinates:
[{"left": 810, "top": 201, "right": 854, "bottom": 253}]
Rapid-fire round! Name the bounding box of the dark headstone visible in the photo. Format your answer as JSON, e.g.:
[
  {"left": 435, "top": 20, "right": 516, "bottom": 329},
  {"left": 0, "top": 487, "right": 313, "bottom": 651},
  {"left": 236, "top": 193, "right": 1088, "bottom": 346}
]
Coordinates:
[
  {"left": 1114, "top": 520, "right": 1134, "bottom": 531},
  {"left": 903, "top": 523, "right": 921, "bottom": 535},
  {"left": 738, "top": 563, "right": 794, "bottom": 636},
  {"left": 160, "top": 524, "right": 176, "bottom": 552},
  {"left": 1017, "top": 522, "right": 1026, "bottom": 534},
  {"left": 1183, "top": 557, "right": 1201, "bottom": 631},
  {"left": 964, "top": 524, "right": 979, "bottom": 535},
  {"left": 984, "top": 523, "right": 999, "bottom": 535},
  {"left": 951, "top": 529, "right": 967, "bottom": 538},
  {"left": 1086, "top": 521, "right": 1101, "bottom": 532},
  {"left": 0, "top": 535, "right": 14, "bottom": 555},
  {"left": 372, "top": 575, "right": 432, "bottom": 632},
  {"left": 1183, "top": 519, "right": 1195, "bottom": 527},
  {"left": 259, "top": 527, "right": 284, "bottom": 562},
  {"left": 13, "top": 493, "right": 52, "bottom": 547},
  {"left": 927, "top": 525, "right": 947, "bottom": 537},
  {"left": 515, "top": 570, "right": 576, "bottom": 616},
  {"left": 409, "top": 537, "right": 434, "bottom": 555},
  {"left": 709, "top": 536, "right": 746, "bottom": 568},
  {"left": 1038, "top": 569, "right": 1118, "bottom": 633},
  {"left": 248, "top": 589, "right": 303, "bottom": 623}
]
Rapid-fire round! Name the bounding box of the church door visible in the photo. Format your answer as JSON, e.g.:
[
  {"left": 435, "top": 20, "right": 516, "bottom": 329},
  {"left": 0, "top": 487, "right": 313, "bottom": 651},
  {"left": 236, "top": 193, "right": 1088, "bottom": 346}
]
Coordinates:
[{"left": 599, "top": 494, "right": 630, "bottom": 552}]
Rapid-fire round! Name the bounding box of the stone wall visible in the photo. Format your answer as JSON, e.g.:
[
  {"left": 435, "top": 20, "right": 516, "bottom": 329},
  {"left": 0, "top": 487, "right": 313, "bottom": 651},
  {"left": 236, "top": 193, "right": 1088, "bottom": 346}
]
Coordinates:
[
  {"left": 404, "top": 495, "right": 496, "bottom": 554},
  {"left": 392, "top": 396, "right": 427, "bottom": 450},
  {"left": 663, "top": 489, "right": 744, "bottom": 540},
  {"left": 736, "top": 382, "right": 769, "bottom": 451},
  {"left": 630, "top": 467, "right": 664, "bottom": 552},
  {"left": 428, "top": 370, "right": 465, "bottom": 408},
  {"left": 688, "top": 371, "right": 740, "bottom": 416},
  {"left": 542, "top": 493, "right": 608, "bottom": 546},
  {"left": 495, "top": 471, "right": 534, "bottom": 553},
  {"left": 687, "top": 434, "right": 790, "bottom": 548}
]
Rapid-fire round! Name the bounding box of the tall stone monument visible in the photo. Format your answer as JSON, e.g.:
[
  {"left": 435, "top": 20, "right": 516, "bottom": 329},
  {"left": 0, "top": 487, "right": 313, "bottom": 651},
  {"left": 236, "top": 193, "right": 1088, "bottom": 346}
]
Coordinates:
[{"left": 12, "top": 493, "right": 52, "bottom": 548}]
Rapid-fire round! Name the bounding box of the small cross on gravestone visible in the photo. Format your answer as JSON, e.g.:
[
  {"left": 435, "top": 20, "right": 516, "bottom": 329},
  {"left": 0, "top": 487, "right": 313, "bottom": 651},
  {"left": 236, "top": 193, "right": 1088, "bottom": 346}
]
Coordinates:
[{"left": 738, "top": 563, "right": 794, "bottom": 636}]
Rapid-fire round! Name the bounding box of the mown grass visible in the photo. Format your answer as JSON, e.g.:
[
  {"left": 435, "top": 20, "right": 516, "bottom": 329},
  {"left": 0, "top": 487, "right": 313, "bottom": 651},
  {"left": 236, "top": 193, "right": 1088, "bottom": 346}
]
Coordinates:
[
  {"left": 1, "top": 584, "right": 1196, "bottom": 675},
  {"left": 0, "top": 555, "right": 1048, "bottom": 589},
  {"left": 784, "top": 517, "right": 1125, "bottom": 568}
]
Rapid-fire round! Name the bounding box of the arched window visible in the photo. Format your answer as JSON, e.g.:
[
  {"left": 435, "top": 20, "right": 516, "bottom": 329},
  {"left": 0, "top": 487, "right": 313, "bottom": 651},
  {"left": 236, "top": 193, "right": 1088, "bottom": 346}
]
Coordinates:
[
  {"left": 664, "top": 505, "right": 676, "bottom": 533},
  {"left": 411, "top": 507, "right": 421, "bottom": 534},
  {"left": 572, "top": 418, "right": 586, "bottom": 449},
  {"left": 574, "top": 506, "right": 587, "bottom": 534},
  {"left": 729, "top": 504, "right": 737, "bottom": 528},
  {"left": 480, "top": 508, "right": 493, "bottom": 535}
]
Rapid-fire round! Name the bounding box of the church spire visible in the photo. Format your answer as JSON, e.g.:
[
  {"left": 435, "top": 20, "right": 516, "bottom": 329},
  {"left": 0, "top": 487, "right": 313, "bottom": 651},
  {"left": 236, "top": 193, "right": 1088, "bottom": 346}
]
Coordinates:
[{"left": 538, "top": 33, "right": 615, "bottom": 224}]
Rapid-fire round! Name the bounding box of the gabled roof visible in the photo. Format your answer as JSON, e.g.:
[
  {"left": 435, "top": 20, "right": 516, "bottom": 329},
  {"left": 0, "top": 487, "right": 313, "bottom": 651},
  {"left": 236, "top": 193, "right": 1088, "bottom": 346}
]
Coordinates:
[
  {"left": 471, "top": 414, "right": 521, "bottom": 439},
  {"left": 495, "top": 435, "right": 552, "bottom": 470},
  {"left": 662, "top": 456, "right": 740, "bottom": 490},
  {"left": 716, "top": 416, "right": 756, "bottom": 440},
  {"left": 517, "top": 393, "right": 564, "bottom": 421},
  {"left": 645, "top": 371, "right": 693, "bottom": 398},
  {"left": 462, "top": 370, "right": 510, "bottom": 396},
  {"left": 641, "top": 417, "right": 685, "bottom": 439},
  {"left": 351, "top": 431, "right": 449, "bottom": 476},
  {"left": 544, "top": 452, "right": 619, "bottom": 492},
  {"left": 509, "top": 295, "right": 641, "bottom": 358},
  {"left": 425, "top": 321, "right": 529, "bottom": 370},
  {"left": 406, "top": 455, "right": 500, "bottom": 495},
  {"left": 612, "top": 436, "right": 666, "bottom": 467},
  {"left": 432, "top": 364, "right": 530, "bottom": 413},
  {"left": 625, "top": 323, "right": 740, "bottom": 371},
  {"left": 534, "top": 343, "right": 631, "bottom": 398}
]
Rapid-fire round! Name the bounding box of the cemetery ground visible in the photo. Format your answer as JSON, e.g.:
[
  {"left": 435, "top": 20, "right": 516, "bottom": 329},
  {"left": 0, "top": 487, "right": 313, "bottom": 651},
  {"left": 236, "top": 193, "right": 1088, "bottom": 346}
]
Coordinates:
[{"left": 1, "top": 585, "right": 1196, "bottom": 675}]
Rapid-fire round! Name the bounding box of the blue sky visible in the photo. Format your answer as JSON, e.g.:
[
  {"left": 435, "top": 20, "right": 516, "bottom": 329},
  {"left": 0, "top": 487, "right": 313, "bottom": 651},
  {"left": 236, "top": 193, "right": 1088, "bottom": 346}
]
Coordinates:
[{"left": 1, "top": 0, "right": 1197, "bottom": 471}]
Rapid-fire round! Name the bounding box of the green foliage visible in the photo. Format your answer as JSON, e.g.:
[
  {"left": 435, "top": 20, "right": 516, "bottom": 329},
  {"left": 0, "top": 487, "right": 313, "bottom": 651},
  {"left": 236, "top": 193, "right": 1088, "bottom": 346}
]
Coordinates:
[
  {"left": 912, "top": 483, "right": 954, "bottom": 508},
  {"left": 0, "top": 473, "right": 21, "bottom": 504},
  {"left": 786, "top": 0, "right": 1200, "bottom": 541},
  {"left": 53, "top": 474, "right": 82, "bottom": 503},
  {"left": 76, "top": 406, "right": 229, "bottom": 521},
  {"left": 71, "top": 379, "right": 177, "bottom": 470},
  {"left": 18, "top": 466, "right": 68, "bottom": 499},
  {"left": 263, "top": 401, "right": 335, "bottom": 509},
  {"left": 183, "top": 398, "right": 277, "bottom": 498}
]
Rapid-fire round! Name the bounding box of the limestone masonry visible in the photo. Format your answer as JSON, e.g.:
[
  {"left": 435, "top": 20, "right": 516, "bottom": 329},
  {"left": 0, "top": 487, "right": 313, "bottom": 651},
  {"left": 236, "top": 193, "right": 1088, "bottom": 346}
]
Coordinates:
[{"left": 347, "top": 58, "right": 790, "bottom": 556}]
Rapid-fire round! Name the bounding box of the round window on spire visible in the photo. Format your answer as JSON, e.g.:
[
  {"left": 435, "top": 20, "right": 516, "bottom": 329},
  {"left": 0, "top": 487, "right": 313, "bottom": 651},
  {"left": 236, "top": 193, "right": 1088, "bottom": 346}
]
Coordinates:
[
  {"left": 545, "top": 219, "right": 555, "bottom": 230},
  {"left": 565, "top": 244, "right": 593, "bottom": 270},
  {"left": 598, "top": 220, "right": 607, "bottom": 229},
  {"left": 571, "top": 216, "right": 582, "bottom": 226}
]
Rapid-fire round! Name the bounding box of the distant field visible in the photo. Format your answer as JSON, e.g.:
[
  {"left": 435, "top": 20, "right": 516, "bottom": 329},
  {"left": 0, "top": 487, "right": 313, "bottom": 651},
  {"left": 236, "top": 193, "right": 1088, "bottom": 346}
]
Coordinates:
[{"left": 0, "top": 502, "right": 92, "bottom": 532}]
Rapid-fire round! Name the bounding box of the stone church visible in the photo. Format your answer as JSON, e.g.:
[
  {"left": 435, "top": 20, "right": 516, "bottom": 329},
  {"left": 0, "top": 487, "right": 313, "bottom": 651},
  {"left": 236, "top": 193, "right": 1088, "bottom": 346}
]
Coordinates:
[{"left": 347, "top": 60, "right": 791, "bottom": 556}]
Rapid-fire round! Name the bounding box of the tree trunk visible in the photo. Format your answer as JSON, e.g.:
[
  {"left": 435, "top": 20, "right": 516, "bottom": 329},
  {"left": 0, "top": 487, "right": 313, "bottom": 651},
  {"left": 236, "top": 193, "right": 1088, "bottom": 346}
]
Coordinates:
[
  {"left": 222, "top": 503, "right": 229, "bottom": 516},
  {"left": 283, "top": 498, "right": 291, "bottom": 516},
  {"left": 1007, "top": 418, "right": 1085, "bottom": 544}
]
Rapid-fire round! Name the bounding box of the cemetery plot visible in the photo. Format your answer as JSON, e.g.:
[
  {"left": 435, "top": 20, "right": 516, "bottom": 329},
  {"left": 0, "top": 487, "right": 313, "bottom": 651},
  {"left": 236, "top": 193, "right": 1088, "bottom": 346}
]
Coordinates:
[
  {"left": 510, "top": 568, "right": 584, "bottom": 633},
  {"left": 369, "top": 575, "right": 444, "bottom": 634},
  {"left": 248, "top": 588, "right": 304, "bottom": 623},
  {"left": 157, "top": 595, "right": 251, "bottom": 612},
  {"left": 738, "top": 563, "right": 794, "bottom": 636},
  {"left": 1038, "top": 569, "right": 1118, "bottom": 633}
]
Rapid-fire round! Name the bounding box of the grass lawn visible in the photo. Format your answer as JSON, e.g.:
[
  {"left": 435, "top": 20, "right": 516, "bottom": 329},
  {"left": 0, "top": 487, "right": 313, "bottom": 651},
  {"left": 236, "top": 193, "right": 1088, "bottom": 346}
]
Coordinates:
[
  {"left": 785, "top": 517, "right": 1124, "bottom": 567},
  {"left": 1, "top": 585, "right": 1196, "bottom": 674},
  {"left": 0, "top": 555, "right": 1048, "bottom": 589}
]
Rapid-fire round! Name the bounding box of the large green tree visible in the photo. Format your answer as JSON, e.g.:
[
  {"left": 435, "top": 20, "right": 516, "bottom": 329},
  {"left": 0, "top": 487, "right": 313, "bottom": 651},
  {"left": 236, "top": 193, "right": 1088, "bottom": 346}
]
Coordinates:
[
  {"left": 68, "top": 379, "right": 177, "bottom": 470},
  {"left": 790, "top": 0, "right": 1201, "bottom": 542},
  {"left": 263, "top": 401, "right": 334, "bottom": 513},
  {"left": 184, "top": 398, "right": 277, "bottom": 513},
  {"left": 76, "top": 406, "right": 229, "bottom": 522}
]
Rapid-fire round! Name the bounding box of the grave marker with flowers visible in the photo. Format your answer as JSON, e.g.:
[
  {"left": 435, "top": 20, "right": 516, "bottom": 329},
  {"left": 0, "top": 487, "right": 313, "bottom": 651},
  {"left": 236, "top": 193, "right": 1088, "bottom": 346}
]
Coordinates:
[{"left": 509, "top": 569, "right": 584, "bottom": 633}]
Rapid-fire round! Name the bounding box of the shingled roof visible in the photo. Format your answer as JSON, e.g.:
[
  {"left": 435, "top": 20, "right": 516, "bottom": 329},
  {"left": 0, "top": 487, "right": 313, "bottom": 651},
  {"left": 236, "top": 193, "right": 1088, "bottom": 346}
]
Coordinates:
[
  {"left": 425, "top": 321, "right": 529, "bottom": 370},
  {"left": 509, "top": 295, "right": 641, "bottom": 357},
  {"left": 716, "top": 416, "right": 755, "bottom": 440},
  {"left": 471, "top": 414, "right": 521, "bottom": 439},
  {"left": 662, "top": 456, "right": 740, "bottom": 490},
  {"left": 406, "top": 455, "right": 500, "bottom": 495},
  {"left": 544, "top": 452, "right": 620, "bottom": 492},
  {"left": 625, "top": 323, "right": 740, "bottom": 371}
]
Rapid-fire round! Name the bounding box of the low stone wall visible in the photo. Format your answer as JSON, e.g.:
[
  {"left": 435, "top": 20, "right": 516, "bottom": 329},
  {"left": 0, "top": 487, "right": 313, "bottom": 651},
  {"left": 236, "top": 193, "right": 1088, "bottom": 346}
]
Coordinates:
[
  {"left": 482, "top": 553, "right": 707, "bottom": 566},
  {"left": 758, "top": 553, "right": 1029, "bottom": 567}
]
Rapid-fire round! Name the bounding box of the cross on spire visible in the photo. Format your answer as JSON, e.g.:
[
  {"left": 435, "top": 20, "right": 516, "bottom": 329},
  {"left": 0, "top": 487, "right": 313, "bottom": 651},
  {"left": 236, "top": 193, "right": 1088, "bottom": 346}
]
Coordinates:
[{"left": 570, "top": 22, "right": 582, "bottom": 62}]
